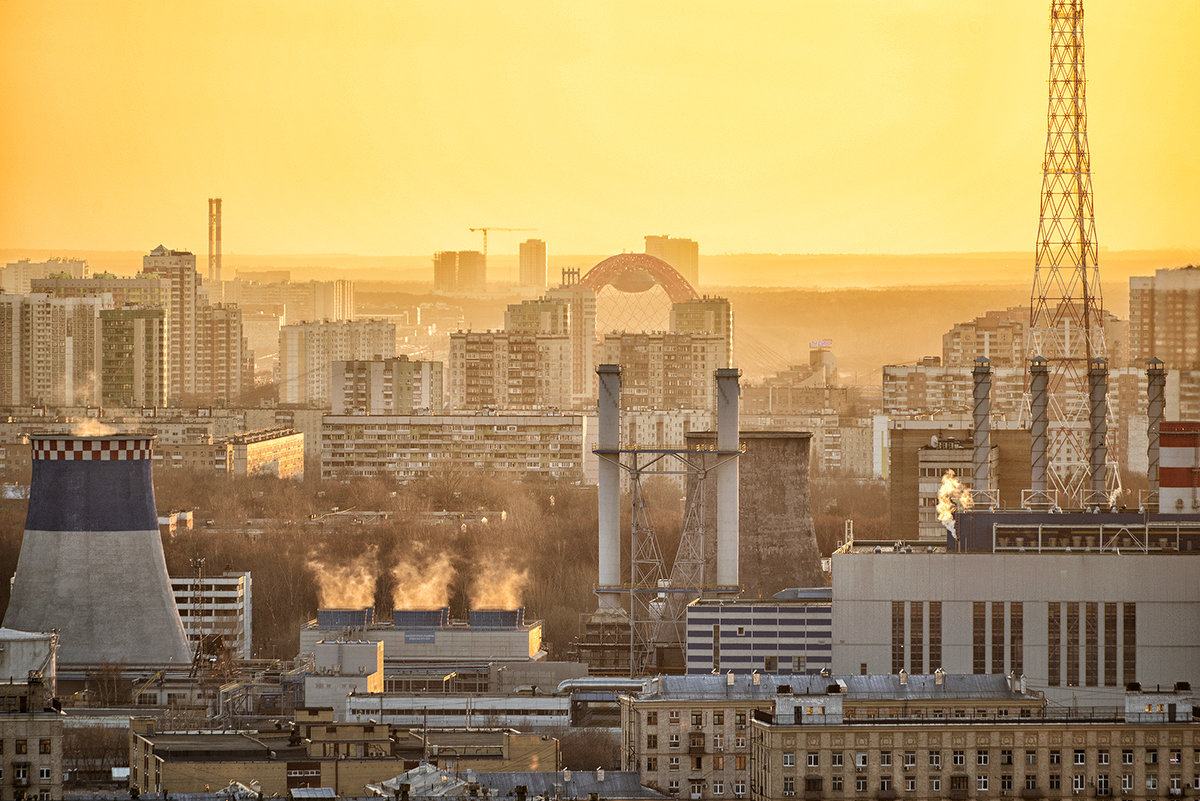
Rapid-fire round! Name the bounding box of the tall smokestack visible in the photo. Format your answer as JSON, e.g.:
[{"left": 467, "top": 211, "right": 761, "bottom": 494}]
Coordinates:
[
  {"left": 1030, "top": 356, "right": 1049, "bottom": 496},
  {"left": 715, "top": 368, "right": 740, "bottom": 588},
  {"left": 208, "top": 197, "right": 222, "bottom": 285},
  {"left": 972, "top": 356, "right": 992, "bottom": 495},
  {"left": 1088, "top": 357, "right": 1109, "bottom": 497},
  {"left": 596, "top": 364, "right": 622, "bottom": 610},
  {"left": 3, "top": 434, "right": 191, "bottom": 665},
  {"left": 1146, "top": 358, "right": 1166, "bottom": 495}
]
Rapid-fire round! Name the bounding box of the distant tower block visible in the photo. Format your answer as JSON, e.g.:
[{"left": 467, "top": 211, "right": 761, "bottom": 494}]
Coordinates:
[
  {"left": 2, "top": 434, "right": 191, "bottom": 666},
  {"left": 208, "top": 197, "right": 222, "bottom": 284}
]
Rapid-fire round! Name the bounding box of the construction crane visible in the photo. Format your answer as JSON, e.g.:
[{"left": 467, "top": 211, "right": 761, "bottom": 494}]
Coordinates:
[{"left": 468, "top": 227, "right": 536, "bottom": 261}]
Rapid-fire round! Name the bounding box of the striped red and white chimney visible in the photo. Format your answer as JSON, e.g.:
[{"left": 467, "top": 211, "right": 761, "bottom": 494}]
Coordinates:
[{"left": 1159, "top": 422, "right": 1200, "bottom": 514}]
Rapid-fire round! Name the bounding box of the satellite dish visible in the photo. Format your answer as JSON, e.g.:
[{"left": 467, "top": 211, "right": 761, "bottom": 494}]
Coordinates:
[{"left": 930, "top": 435, "right": 939, "bottom": 448}]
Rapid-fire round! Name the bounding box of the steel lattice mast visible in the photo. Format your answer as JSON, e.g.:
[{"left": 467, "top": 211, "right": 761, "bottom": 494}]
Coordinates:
[{"left": 1028, "top": 0, "right": 1117, "bottom": 502}]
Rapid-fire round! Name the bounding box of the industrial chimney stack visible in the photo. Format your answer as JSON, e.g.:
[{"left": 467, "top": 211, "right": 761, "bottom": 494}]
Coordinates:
[
  {"left": 1146, "top": 358, "right": 1166, "bottom": 495},
  {"left": 1088, "top": 357, "right": 1109, "bottom": 497},
  {"left": 2, "top": 434, "right": 191, "bottom": 665},
  {"left": 596, "top": 365, "right": 622, "bottom": 610},
  {"left": 1030, "top": 356, "right": 1050, "bottom": 497},
  {"left": 715, "top": 368, "right": 741, "bottom": 589},
  {"left": 972, "top": 356, "right": 993, "bottom": 495}
]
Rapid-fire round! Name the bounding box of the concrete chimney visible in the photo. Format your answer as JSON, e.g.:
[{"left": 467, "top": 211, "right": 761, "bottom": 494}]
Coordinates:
[
  {"left": 972, "top": 356, "right": 992, "bottom": 494},
  {"left": 1088, "top": 357, "right": 1109, "bottom": 496},
  {"left": 1146, "top": 358, "right": 1166, "bottom": 495},
  {"left": 3, "top": 434, "right": 191, "bottom": 665},
  {"left": 715, "top": 368, "right": 741, "bottom": 588},
  {"left": 596, "top": 364, "right": 622, "bottom": 610},
  {"left": 1030, "top": 356, "right": 1049, "bottom": 496}
]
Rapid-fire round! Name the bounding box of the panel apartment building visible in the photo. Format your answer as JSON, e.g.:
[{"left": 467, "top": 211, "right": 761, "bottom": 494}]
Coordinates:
[{"left": 278, "top": 319, "right": 396, "bottom": 406}]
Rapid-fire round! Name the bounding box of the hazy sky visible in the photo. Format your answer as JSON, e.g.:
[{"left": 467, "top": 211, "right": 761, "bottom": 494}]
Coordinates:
[{"left": 2, "top": 1, "right": 1197, "bottom": 257}]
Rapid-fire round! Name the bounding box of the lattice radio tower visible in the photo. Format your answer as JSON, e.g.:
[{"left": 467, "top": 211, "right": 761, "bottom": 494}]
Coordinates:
[{"left": 1028, "top": 0, "right": 1119, "bottom": 504}]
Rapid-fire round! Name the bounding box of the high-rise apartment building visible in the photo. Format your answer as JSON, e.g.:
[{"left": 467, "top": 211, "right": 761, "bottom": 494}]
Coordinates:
[
  {"left": 433, "top": 251, "right": 458, "bottom": 292},
  {"left": 1130, "top": 266, "right": 1200, "bottom": 370},
  {"left": 518, "top": 238, "right": 548, "bottom": 289},
  {"left": 504, "top": 297, "right": 570, "bottom": 335},
  {"left": 100, "top": 308, "right": 168, "bottom": 407},
  {"left": 545, "top": 279, "right": 598, "bottom": 406},
  {"left": 199, "top": 304, "right": 252, "bottom": 405},
  {"left": 942, "top": 308, "right": 1028, "bottom": 367},
  {"left": 447, "top": 331, "right": 570, "bottom": 410},
  {"left": 278, "top": 319, "right": 396, "bottom": 406},
  {"left": 331, "top": 356, "right": 444, "bottom": 414},
  {"left": 645, "top": 235, "right": 699, "bottom": 288},
  {"left": 223, "top": 278, "right": 353, "bottom": 323},
  {"left": 1, "top": 257, "right": 88, "bottom": 294},
  {"left": 0, "top": 294, "right": 104, "bottom": 407},
  {"left": 601, "top": 331, "right": 726, "bottom": 411},
  {"left": 431, "top": 250, "right": 487, "bottom": 294},
  {"left": 142, "top": 245, "right": 203, "bottom": 402},
  {"left": 171, "top": 570, "right": 253, "bottom": 661},
  {"left": 31, "top": 273, "right": 171, "bottom": 310},
  {"left": 670, "top": 297, "right": 733, "bottom": 368}
]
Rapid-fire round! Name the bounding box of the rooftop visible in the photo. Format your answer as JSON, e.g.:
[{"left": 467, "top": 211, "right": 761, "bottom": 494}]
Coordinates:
[{"left": 633, "top": 673, "right": 1028, "bottom": 702}]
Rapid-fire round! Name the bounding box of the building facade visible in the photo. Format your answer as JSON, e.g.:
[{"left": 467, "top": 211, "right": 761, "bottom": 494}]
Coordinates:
[
  {"left": 601, "top": 332, "right": 726, "bottom": 412},
  {"left": 686, "top": 592, "right": 833, "bottom": 675},
  {"left": 645, "top": 235, "right": 700, "bottom": 288},
  {"left": 100, "top": 308, "right": 168, "bottom": 408},
  {"left": 171, "top": 570, "right": 253, "bottom": 660},
  {"left": 1130, "top": 266, "right": 1200, "bottom": 370},
  {"left": 1, "top": 258, "right": 88, "bottom": 295},
  {"left": 519, "top": 238, "right": 548, "bottom": 289},
  {"left": 278, "top": 319, "right": 396, "bottom": 406},
  {"left": 331, "top": 356, "right": 444, "bottom": 415}
]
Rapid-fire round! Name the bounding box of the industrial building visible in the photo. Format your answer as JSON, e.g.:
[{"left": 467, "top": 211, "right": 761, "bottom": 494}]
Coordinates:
[
  {"left": 685, "top": 590, "right": 832, "bottom": 675},
  {"left": 299, "top": 608, "right": 544, "bottom": 668},
  {"left": 830, "top": 552, "right": 1200, "bottom": 705}
]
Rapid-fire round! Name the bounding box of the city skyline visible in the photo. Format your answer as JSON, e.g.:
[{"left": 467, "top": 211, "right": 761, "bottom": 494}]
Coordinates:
[{"left": 2, "top": 1, "right": 1199, "bottom": 257}]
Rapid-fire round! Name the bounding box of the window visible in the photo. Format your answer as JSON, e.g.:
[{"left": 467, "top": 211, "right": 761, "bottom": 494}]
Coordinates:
[
  {"left": 1170, "top": 749, "right": 1182, "bottom": 764},
  {"left": 1072, "top": 775, "right": 1085, "bottom": 792},
  {"left": 713, "top": 756, "right": 724, "bottom": 771},
  {"left": 1049, "top": 749, "right": 1061, "bottom": 765},
  {"left": 805, "top": 778, "right": 823, "bottom": 793},
  {"left": 952, "top": 750, "right": 965, "bottom": 766},
  {"left": 950, "top": 776, "right": 968, "bottom": 792},
  {"left": 691, "top": 710, "right": 704, "bottom": 726},
  {"left": 807, "top": 753, "right": 819, "bottom": 768},
  {"left": 1097, "top": 750, "right": 1109, "bottom": 765},
  {"left": 855, "top": 778, "right": 867, "bottom": 793},
  {"left": 977, "top": 776, "right": 988, "bottom": 791},
  {"left": 1146, "top": 776, "right": 1158, "bottom": 791},
  {"left": 692, "top": 756, "right": 703, "bottom": 771},
  {"left": 669, "top": 757, "right": 680, "bottom": 771},
  {"left": 1146, "top": 749, "right": 1159, "bottom": 765},
  {"left": 1121, "top": 775, "right": 1133, "bottom": 792},
  {"left": 929, "top": 778, "right": 941, "bottom": 794},
  {"left": 831, "top": 776, "right": 843, "bottom": 792},
  {"left": 669, "top": 734, "right": 681, "bottom": 749},
  {"left": 783, "top": 752, "right": 795, "bottom": 767},
  {"left": 977, "top": 750, "right": 989, "bottom": 766},
  {"left": 647, "top": 711, "right": 658, "bottom": 726},
  {"left": 1025, "top": 775, "right": 1038, "bottom": 791},
  {"left": 39, "top": 768, "right": 51, "bottom": 780},
  {"left": 880, "top": 777, "right": 892, "bottom": 792},
  {"left": 1097, "top": 775, "right": 1110, "bottom": 795},
  {"left": 712, "top": 782, "right": 724, "bottom": 795},
  {"left": 38, "top": 740, "right": 51, "bottom": 755},
  {"left": 903, "top": 751, "right": 916, "bottom": 769},
  {"left": 713, "top": 734, "right": 724, "bottom": 751},
  {"left": 733, "top": 781, "right": 745, "bottom": 797},
  {"left": 905, "top": 778, "right": 916, "bottom": 793},
  {"left": 832, "top": 752, "right": 844, "bottom": 768},
  {"left": 734, "top": 711, "right": 747, "bottom": 728},
  {"left": 1001, "top": 775, "right": 1012, "bottom": 792},
  {"left": 1073, "top": 749, "right": 1086, "bottom": 765},
  {"left": 928, "top": 752, "right": 941, "bottom": 769},
  {"left": 881, "top": 751, "right": 892, "bottom": 767},
  {"left": 669, "top": 710, "right": 681, "bottom": 724},
  {"left": 647, "top": 758, "right": 658, "bottom": 771},
  {"left": 713, "top": 711, "right": 724, "bottom": 726},
  {"left": 14, "top": 767, "right": 28, "bottom": 781},
  {"left": 856, "top": 752, "right": 868, "bottom": 768},
  {"left": 1122, "top": 749, "right": 1134, "bottom": 765},
  {"left": 735, "top": 756, "right": 746, "bottom": 771},
  {"left": 1049, "top": 775, "right": 1061, "bottom": 791},
  {"left": 648, "top": 734, "right": 658, "bottom": 749},
  {"left": 691, "top": 782, "right": 705, "bottom": 798},
  {"left": 1025, "top": 750, "right": 1037, "bottom": 766},
  {"left": 15, "top": 740, "right": 27, "bottom": 754},
  {"left": 783, "top": 777, "right": 795, "bottom": 795},
  {"left": 669, "top": 780, "right": 680, "bottom": 795},
  {"left": 735, "top": 736, "right": 746, "bottom": 749},
  {"left": 690, "top": 733, "right": 705, "bottom": 750},
  {"left": 1000, "top": 749, "right": 1012, "bottom": 765}
]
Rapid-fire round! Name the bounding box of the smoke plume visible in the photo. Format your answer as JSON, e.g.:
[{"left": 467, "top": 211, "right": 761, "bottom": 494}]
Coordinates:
[
  {"left": 936, "top": 469, "right": 973, "bottom": 536},
  {"left": 72, "top": 419, "right": 116, "bottom": 436},
  {"left": 392, "top": 549, "right": 457, "bottom": 609},
  {"left": 309, "top": 553, "right": 376, "bottom": 609},
  {"left": 472, "top": 562, "right": 529, "bottom": 610}
]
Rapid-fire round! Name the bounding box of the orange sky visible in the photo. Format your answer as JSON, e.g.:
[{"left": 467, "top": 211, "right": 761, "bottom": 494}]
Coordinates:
[{"left": 2, "top": 1, "right": 1197, "bottom": 258}]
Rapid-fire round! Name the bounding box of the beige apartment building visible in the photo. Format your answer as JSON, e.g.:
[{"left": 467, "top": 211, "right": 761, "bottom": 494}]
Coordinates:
[
  {"left": 0, "top": 678, "right": 65, "bottom": 801},
  {"left": 278, "top": 318, "right": 396, "bottom": 406}
]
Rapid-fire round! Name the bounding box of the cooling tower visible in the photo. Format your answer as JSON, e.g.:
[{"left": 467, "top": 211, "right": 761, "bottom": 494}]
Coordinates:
[{"left": 2, "top": 434, "right": 191, "bottom": 665}]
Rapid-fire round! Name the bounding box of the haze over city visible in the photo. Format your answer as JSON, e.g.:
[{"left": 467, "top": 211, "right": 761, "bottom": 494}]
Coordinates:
[{"left": 1, "top": 3, "right": 1199, "bottom": 799}]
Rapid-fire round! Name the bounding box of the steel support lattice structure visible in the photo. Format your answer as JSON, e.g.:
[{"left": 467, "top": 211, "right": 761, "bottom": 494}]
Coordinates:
[{"left": 1028, "top": 0, "right": 1119, "bottom": 504}]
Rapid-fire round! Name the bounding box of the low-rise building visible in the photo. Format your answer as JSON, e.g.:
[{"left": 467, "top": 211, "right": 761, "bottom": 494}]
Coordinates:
[{"left": 0, "top": 675, "right": 65, "bottom": 801}]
